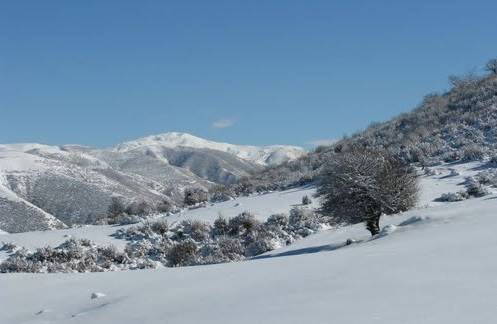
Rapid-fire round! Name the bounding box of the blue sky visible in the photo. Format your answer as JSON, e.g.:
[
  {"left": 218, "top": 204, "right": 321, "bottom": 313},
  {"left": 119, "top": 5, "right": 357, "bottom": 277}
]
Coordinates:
[{"left": 1, "top": 0, "right": 497, "bottom": 148}]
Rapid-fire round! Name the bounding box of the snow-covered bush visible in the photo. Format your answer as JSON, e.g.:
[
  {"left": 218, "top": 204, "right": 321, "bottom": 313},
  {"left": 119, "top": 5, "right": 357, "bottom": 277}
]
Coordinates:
[
  {"left": 217, "top": 237, "right": 245, "bottom": 259},
  {"left": 423, "top": 167, "right": 439, "bottom": 176},
  {"left": 436, "top": 192, "right": 468, "bottom": 202},
  {"left": 245, "top": 238, "right": 275, "bottom": 257},
  {"left": 448, "top": 169, "right": 460, "bottom": 177},
  {"left": 125, "top": 200, "right": 154, "bottom": 216},
  {"left": 0, "top": 239, "right": 134, "bottom": 273},
  {"left": 108, "top": 213, "right": 143, "bottom": 225},
  {"left": 156, "top": 200, "right": 173, "bottom": 213},
  {"left": 461, "top": 145, "right": 486, "bottom": 162},
  {"left": 172, "top": 220, "right": 211, "bottom": 242},
  {"left": 465, "top": 182, "right": 489, "bottom": 198},
  {"left": 184, "top": 188, "right": 209, "bottom": 206},
  {"left": 289, "top": 207, "right": 322, "bottom": 237},
  {"left": 209, "top": 185, "right": 234, "bottom": 202},
  {"left": 167, "top": 240, "right": 198, "bottom": 267},
  {"left": 201, "top": 236, "right": 245, "bottom": 263},
  {"left": 150, "top": 219, "right": 169, "bottom": 235},
  {"left": 475, "top": 170, "right": 497, "bottom": 187},
  {"left": 302, "top": 195, "right": 312, "bottom": 205},
  {"left": 0, "top": 241, "right": 17, "bottom": 253},
  {"left": 2, "top": 206, "right": 333, "bottom": 273},
  {"left": 228, "top": 212, "right": 261, "bottom": 236},
  {"left": 121, "top": 209, "right": 328, "bottom": 267},
  {"left": 266, "top": 213, "right": 289, "bottom": 228},
  {"left": 108, "top": 196, "right": 127, "bottom": 218},
  {"left": 213, "top": 216, "right": 229, "bottom": 236}
]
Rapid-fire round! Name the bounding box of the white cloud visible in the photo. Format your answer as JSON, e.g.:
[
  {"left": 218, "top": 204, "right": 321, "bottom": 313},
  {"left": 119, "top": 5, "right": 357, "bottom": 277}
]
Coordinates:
[
  {"left": 306, "top": 138, "right": 337, "bottom": 147},
  {"left": 212, "top": 119, "right": 235, "bottom": 129}
]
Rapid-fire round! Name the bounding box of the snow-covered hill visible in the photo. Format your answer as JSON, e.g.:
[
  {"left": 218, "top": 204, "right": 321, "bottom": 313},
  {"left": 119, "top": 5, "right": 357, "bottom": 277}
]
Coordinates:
[
  {"left": 0, "top": 134, "right": 305, "bottom": 233},
  {"left": 1, "top": 162, "right": 496, "bottom": 323}
]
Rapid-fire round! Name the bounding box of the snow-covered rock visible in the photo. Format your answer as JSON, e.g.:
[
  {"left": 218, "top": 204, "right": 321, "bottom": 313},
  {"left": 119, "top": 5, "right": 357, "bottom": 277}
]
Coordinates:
[{"left": 90, "top": 292, "right": 106, "bottom": 299}]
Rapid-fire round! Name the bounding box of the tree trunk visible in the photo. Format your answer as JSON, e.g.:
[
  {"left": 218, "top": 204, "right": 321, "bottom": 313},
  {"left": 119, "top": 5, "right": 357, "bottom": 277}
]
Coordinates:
[{"left": 366, "top": 214, "right": 381, "bottom": 236}]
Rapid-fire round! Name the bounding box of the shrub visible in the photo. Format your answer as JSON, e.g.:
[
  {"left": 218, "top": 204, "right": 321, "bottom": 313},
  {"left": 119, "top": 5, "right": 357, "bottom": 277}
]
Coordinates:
[
  {"left": 475, "top": 170, "right": 497, "bottom": 187},
  {"left": 466, "top": 182, "right": 488, "bottom": 197},
  {"left": 228, "top": 212, "right": 261, "bottom": 236},
  {"left": 209, "top": 185, "right": 234, "bottom": 202},
  {"left": 175, "top": 220, "right": 211, "bottom": 242},
  {"left": 150, "top": 219, "right": 169, "bottom": 235},
  {"left": 108, "top": 214, "right": 142, "bottom": 225},
  {"left": 3, "top": 207, "right": 334, "bottom": 272},
  {"left": 436, "top": 192, "right": 468, "bottom": 202},
  {"left": 0, "top": 242, "right": 17, "bottom": 253},
  {"left": 184, "top": 188, "right": 209, "bottom": 206},
  {"left": 156, "top": 200, "right": 173, "bottom": 213},
  {"left": 0, "top": 239, "right": 130, "bottom": 273},
  {"left": 107, "top": 196, "right": 126, "bottom": 218},
  {"left": 245, "top": 238, "right": 274, "bottom": 257},
  {"left": 216, "top": 237, "right": 245, "bottom": 261},
  {"left": 461, "top": 145, "right": 486, "bottom": 162},
  {"left": 167, "top": 241, "right": 198, "bottom": 267},
  {"left": 266, "top": 213, "right": 289, "bottom": 228},
  {"left": 289, "top": 207, "right": 322, "bottom": 236},
  {"left": 126, "top": 200, "right": 154, "bottom": 216},
  {"left": 302, "top": 195, "right": 312, "bottom": 205},
  {"left": 213, "top": 216, "right": 229, "bottom": 236}
]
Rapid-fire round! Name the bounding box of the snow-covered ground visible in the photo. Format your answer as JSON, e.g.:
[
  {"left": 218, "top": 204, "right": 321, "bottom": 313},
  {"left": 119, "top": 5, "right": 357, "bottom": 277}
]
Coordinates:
[{"left": 1, "top": 162, "right": 496, "bottom": 324}]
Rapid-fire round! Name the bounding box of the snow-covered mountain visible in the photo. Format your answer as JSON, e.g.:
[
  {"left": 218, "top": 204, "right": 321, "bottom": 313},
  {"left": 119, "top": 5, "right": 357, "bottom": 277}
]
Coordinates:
[
  {"left": 115, "top": 132, "right": 305, "bottom": 166},
  {"left": 0, "top": 134, "right": 305, "bottom": 233}
]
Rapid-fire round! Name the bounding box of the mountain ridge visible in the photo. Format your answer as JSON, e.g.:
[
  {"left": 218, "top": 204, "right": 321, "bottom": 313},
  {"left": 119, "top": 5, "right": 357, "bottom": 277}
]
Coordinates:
[{"left": 114, "top": 132, "right": 305, "bottom": 166}]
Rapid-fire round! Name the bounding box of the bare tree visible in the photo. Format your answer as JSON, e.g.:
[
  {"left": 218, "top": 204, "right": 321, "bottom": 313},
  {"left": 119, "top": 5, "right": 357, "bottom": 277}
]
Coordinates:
[
  {"left": 316, "top": 148, "right": 419, "bottom": 236},
  {"left": 485, "top": 58, "right": 497, "bottom": 74}
]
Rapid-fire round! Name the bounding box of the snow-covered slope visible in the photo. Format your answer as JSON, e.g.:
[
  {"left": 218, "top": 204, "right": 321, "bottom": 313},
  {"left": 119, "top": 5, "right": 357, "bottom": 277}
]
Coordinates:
[
  {"left": 0, "top": 144, "right": 172, "bottom": 232},
  {"left": 1, "top": 186, "right": 318, "bottom": 250},
  {"left": 115, "top": 132, "right": 306, "bottom": 166},
  {"left": 1, "top": 162, "right": 496, "bottom": 324}
]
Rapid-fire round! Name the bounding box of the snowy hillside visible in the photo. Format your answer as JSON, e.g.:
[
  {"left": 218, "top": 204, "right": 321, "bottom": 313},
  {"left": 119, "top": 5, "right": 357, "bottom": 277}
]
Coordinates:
[
  {"left": 1, "top": 162, "right": 497, "bottom": 323},
  {"left": 1, "top": 186, "right": 318, "bottom": 251},
  {"left": 115, "top": 132, "right": 306, "bottom": 166},
  {"left": 0, "top": 134, "right": 305, "bottom": 233}
]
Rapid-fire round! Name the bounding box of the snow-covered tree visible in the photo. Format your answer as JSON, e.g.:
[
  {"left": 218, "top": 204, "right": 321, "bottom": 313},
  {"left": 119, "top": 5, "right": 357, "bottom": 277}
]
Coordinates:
[{"left": 316, "top": 148, "right": 419, "bottom": 236}]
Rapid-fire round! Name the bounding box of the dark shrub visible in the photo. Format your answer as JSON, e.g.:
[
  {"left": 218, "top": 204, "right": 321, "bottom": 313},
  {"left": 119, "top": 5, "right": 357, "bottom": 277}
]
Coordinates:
[{"left": 167, "top": 241, "right": 198, "bottom": 267}]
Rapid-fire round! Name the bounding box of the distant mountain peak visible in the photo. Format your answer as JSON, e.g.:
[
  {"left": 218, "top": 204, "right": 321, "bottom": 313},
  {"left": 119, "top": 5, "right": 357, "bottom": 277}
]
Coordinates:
[{"left": 114, "top": 132, "right": 306, "bottom": 166}]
